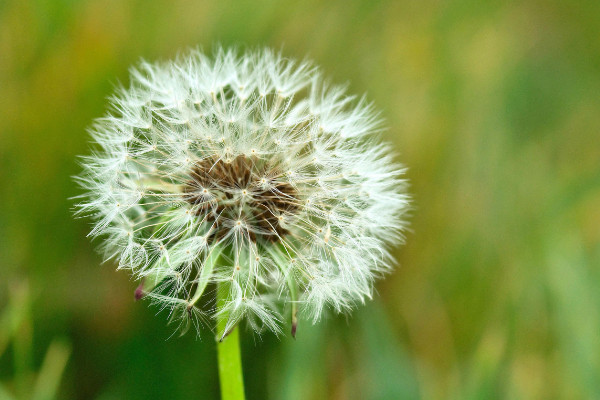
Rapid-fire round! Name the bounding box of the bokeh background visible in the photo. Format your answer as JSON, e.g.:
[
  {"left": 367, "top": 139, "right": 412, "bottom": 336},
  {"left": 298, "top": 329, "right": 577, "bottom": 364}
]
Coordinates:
[{"left": 1, "top": 0, "right": 600, "bottom": 399}]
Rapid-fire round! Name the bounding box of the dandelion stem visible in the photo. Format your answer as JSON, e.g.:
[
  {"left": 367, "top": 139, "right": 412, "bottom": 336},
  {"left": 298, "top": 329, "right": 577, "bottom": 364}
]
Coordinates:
[{"left": 216, "top": 281, "right": 246, "bottom": 400}]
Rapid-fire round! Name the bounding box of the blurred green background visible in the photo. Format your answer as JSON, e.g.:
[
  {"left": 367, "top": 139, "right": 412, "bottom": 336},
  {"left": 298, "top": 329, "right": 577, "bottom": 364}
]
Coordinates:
[{"left": 1, "top": 0, "right": 600, "bottom": 399}]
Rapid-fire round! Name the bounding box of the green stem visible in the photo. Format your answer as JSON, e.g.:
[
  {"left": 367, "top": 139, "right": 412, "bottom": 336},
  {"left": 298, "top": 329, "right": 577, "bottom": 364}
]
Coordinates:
[{"left": 216, "top": 282, "right": 246, "bottom": 400}]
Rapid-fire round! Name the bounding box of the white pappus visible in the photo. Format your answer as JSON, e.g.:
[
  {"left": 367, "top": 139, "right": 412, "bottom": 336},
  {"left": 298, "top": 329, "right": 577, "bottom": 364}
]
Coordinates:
[{"left": 75, "top": 47, "right": 410, "bottom": 338}]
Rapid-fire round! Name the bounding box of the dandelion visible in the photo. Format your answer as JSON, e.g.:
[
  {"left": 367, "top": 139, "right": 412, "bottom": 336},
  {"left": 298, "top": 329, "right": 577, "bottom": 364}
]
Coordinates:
[{"left": 75, "top": 47, "right": 409, "bottom": 399}]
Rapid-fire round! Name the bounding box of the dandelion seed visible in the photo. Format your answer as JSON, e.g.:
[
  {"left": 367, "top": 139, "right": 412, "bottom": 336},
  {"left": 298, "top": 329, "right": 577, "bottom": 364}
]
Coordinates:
[{"left": 75, "top": 47, "right": 410, "bottom": 336}]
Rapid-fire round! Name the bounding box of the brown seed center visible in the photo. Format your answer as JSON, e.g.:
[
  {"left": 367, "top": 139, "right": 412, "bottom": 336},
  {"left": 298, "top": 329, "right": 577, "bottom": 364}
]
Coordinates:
[{"left": 184, "top": 155, "right": 298, "bottom": 241}]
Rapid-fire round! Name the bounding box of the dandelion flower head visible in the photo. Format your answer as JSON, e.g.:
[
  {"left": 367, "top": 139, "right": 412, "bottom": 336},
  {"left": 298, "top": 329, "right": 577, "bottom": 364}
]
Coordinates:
[{"left": 76, "top": 47, "right": 410, "bottom": 336}]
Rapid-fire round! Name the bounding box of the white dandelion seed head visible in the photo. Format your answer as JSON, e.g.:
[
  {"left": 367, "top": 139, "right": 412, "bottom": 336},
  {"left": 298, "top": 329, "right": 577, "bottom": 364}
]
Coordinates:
[{"left": 75, "top": 47, "right": 410, "bottom": 336}]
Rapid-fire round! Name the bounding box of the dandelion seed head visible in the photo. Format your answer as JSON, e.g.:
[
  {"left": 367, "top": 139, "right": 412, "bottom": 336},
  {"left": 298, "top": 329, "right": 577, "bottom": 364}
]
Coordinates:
[{"left": 76, "top": 47, "right": 410, "bottom": 335}]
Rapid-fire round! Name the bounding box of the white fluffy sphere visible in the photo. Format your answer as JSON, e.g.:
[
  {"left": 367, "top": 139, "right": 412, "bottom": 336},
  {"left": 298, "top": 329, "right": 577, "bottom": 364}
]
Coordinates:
[{"left": 75, "top": 47, "right": 410, "bottom": 336}]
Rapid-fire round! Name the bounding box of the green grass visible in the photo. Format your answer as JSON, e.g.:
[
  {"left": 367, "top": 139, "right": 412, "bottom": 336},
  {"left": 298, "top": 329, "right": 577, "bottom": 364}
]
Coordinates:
[{"left": 1, "top": 0, "right": 599, "bottom": 398}]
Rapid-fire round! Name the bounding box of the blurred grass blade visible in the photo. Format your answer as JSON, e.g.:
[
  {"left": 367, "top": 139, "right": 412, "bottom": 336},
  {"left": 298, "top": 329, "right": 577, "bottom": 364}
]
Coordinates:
[
  {"left": 0, "top": 282, "right": 29, "bottom": 357},
  {"left": 0, "top": 383, "right": 17, "bottom": 400},
  {"left": 10, "top": 282, "right": 32, "bottom": 399},
  {"left": 357, "top": 304, "right": 420, "bottom": 399},
  {"left": 31, "top": 339, "right": 71, "bottom": 400}
]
